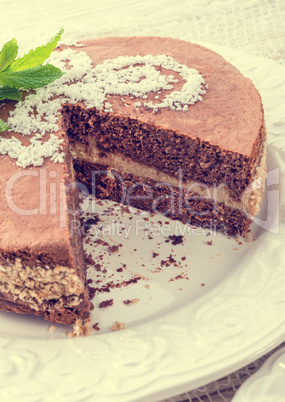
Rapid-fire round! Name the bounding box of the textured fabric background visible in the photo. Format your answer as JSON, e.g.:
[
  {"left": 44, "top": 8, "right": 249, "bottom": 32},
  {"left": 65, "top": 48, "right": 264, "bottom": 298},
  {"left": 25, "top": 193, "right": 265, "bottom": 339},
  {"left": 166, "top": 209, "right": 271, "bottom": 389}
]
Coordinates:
[
  {"left": 1, "top": 0, "right": 284, "bottom": 400},
  {"left": 0, "top": 0, "right": 285, "bottom": 66},
  {"left": 161, "top": 342, "right": 285, "bottom": 401}
]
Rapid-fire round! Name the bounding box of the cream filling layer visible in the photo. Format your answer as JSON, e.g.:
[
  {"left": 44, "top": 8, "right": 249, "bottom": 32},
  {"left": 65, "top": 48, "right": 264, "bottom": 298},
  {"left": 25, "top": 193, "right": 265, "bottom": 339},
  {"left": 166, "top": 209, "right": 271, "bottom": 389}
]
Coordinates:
[
  {"left": 70, "top": 137, "right": 266, "bottom": 217},
  {"left": 0, "top": 258, "right": 84, "bottom": 311}
]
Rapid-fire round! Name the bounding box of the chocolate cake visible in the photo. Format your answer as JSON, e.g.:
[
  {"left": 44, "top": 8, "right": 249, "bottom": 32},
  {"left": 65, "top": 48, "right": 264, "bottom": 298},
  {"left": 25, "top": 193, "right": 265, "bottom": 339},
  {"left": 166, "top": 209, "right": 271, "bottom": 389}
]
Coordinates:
[{"left": 0, "top": 36, "right": 266, "bottom": 325}]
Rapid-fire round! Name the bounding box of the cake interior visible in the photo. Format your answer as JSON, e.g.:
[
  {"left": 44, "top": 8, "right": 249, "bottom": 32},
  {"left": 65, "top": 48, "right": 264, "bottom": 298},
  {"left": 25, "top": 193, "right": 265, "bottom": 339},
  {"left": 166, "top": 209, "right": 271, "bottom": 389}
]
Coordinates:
[{"left": 63, "top": 104, "right": 266, "bottom": 236}]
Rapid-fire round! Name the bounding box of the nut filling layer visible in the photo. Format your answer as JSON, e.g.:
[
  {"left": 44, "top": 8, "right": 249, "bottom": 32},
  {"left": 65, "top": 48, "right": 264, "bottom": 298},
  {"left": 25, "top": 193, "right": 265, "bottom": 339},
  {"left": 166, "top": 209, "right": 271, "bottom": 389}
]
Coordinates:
[{"left": 0, "top": 258, "right": 84, "bottom": 311}]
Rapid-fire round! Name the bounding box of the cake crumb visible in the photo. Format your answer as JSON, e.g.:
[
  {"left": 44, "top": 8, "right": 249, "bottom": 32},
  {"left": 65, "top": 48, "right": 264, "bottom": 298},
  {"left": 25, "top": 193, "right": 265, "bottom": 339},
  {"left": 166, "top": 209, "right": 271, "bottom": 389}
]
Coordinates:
[
  {"left": 160, "top": 254, "right": 177, "bottom": 267},
  {"left": 123, "top": 298, "right": 140, "bottom": 305},
  {"left": 244, "top": 231, "right": 252, "bottom": 243},
  {"left": 108, "top": 245, "right": 119, "bottom": 253},
  {"left": 93, "top": 323, "right": 100, "bottom": 331},
  {"left": 168, "top": 235, "right": 184, "bottom": 245},
  {"left": 48, "top": 325, "right": 56, "bottom": 333},
  {"left": 111, "top": 321, "right": 126, "bottom": 331},
  {"left": 144, "top": 284, "right": 150, "bottom": 289},
  {"left": 84, "top": 216, "right": 100, "bottom": 226},
  {"left": 131, "top": 298, "right": 139, "bottom": 304},
  {"left": 99, "top": 299, "right": 114, "bottom": 308},
  {"left": 68, "top": 318, "right": 94, "bottom": 337}
]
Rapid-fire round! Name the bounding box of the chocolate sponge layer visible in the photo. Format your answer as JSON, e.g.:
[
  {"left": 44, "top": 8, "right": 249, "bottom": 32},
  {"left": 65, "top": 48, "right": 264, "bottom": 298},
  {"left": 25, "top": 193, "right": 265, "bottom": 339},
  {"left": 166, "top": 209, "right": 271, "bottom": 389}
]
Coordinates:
[
  {"left": 73, "top": 159, "right": 251, "bottom": 236},
  {"left": 63, "top": 104, "right": 265, "bottom": 200}
]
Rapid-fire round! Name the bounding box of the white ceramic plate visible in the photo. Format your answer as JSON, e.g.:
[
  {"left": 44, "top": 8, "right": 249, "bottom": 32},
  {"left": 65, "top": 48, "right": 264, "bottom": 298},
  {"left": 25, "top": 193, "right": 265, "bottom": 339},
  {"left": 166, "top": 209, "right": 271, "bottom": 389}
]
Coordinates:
[
  {"left": 0, "top": 45, "right": 284, "bottom": 402},
  {"left": 232, "top": 347, "right": 285, "bottom": 402}
]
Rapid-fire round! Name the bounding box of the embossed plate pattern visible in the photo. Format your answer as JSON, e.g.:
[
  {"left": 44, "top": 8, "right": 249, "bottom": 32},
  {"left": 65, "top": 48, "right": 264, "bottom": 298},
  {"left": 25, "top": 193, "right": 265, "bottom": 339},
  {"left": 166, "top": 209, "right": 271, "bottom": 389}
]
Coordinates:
[{"left": 0, "top": 44, "right": 284, "bottom": 402}]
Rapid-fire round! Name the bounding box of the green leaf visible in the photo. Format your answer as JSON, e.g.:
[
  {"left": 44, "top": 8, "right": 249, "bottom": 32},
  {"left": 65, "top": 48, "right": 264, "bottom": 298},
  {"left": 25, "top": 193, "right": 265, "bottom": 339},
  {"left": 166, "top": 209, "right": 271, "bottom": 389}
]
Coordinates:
[
  {"left": 0, "top": 64, "right": 64, "bottom": 89},
  {"left": 0, "top": 118, "right": 10, "bottom": 133},
  {"left": 6, "top": 29, "right": 63, "bottom": 72},
  {"left": 0, "top": 87, "right": 22, "bottom": 101},
  {"left": 0, "top": 38, "right": 18, "bottom": 72}
]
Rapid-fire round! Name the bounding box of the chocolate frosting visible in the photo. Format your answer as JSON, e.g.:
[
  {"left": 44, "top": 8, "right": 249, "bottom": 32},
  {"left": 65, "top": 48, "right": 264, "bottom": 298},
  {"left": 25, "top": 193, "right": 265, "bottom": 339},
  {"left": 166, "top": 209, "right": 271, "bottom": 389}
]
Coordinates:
[{"left": 76, "top": 37, "right": 264, "bottom": 156}]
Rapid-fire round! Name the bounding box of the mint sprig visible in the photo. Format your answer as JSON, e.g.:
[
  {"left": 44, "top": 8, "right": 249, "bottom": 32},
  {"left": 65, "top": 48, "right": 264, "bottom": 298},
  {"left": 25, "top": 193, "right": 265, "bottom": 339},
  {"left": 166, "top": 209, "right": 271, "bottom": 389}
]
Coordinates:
[
  {"left": 0, "top": 64, "right": 64, "bottom": 89},
  {"left": 6, "top": 29, "right": 63, "bottom": 72},
  {"left": 0, "top": 87, "right": 22, "bottom": 101},
  {"left": 0, "top": 119, "right": 9, "bottom": 132},
  {"left": 0, "top": 29, "right": 64, "bottom": 133},
  {"left": 0, "top": 38, "right": 18, "bottom": 72}
]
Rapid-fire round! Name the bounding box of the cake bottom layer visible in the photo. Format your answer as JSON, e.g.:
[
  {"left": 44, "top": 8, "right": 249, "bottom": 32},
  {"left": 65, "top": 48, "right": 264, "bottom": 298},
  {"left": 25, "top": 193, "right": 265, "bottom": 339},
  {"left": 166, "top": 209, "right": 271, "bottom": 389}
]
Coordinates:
[
  {"left": 0, "top": 293, "right": 90, "bottom": 325},
  {"left": 73, "top": 160, "right": 253, "bottom": 236}
]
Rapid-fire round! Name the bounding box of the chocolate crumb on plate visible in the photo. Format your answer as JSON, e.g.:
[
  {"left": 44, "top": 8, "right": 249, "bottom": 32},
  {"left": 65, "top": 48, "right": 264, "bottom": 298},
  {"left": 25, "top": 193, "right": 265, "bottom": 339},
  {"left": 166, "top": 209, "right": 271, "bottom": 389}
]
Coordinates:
[
  {"left": 168, "top": 235, "right": 184, "bottom": 245},
  {"left": 99, "top": 299, "right": 114, "bottom": 308},
  {"left": 108, "top": 245, "right": 119, "bottom": 253},
  {"left": 93, "top": 323, "right": 100, "bottom": 331},
  {"left": 85, "top": 216, "right": 100, "bottom": 226}
]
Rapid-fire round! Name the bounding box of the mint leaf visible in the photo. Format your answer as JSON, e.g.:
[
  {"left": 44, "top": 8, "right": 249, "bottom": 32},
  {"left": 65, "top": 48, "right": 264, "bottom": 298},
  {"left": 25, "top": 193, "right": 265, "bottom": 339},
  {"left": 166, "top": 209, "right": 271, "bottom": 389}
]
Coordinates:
[
  {"left": 0, "top": 30, "right": 65, "bottom": 135},
  {"left": 0, "top": 119, "right": 9, "bottom": 132},
  {"left": 6, "top": 29, "right": 63, "bottom": 72},
  {"left": 0, "top": 87, "right": 22, "bottom": 101},
  {"left": 0, "top": 38, "right": 18, "bottom": 72},
  {"left": 0, "top": 64, "right": 64, "bottom": 89}
]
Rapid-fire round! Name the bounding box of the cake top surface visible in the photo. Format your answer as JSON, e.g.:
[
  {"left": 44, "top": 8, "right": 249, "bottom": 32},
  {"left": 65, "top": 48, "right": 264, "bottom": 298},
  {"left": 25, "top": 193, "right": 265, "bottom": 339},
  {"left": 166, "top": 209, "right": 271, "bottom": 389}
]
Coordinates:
[
  {"left": 1, "top": 36, "right": 263, "bottom": 167},
  {"left": 0, "top": 36, "right": 264, "bottom": 254},
  {"left": 77, "top": 36, "right": 263, "bottom": 156}
]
